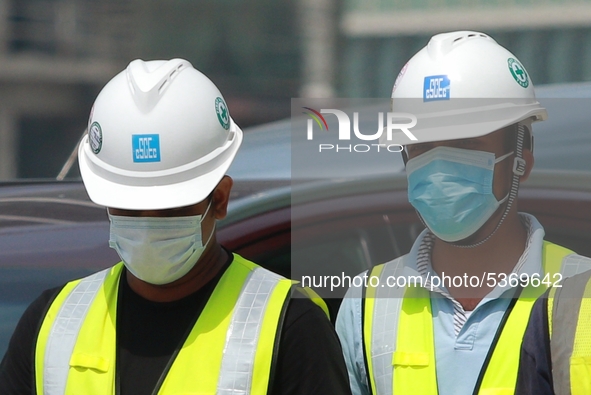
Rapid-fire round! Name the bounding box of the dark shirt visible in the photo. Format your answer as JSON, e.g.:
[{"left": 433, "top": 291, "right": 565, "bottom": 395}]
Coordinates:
[
  {"left": 515, "top": 294, "right": 554, "bottom": 395},
  {"left": 0, "top": 255, "right": 351, "bottom": 395}
]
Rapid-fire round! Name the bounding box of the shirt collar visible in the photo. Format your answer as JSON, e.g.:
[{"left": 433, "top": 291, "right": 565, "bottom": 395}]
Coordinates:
[{"left": 402, "top": 213, "right": 546, "bottom": 299}]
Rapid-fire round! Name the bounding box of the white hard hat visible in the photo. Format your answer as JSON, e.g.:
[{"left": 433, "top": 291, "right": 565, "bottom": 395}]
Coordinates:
[
  {"left": 78, "top": 58, "right": 243, "bottom": 210},
  {"left": 384, "top": 31, "right": 547, "bottom": 145}
]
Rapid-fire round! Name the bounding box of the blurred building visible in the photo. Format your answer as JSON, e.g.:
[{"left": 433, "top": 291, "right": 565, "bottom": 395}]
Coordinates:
[
  {"left": 1, "top": 0, "right": 591, "bottom": 179},
  {"left": 0, "top": 0, "right": 134, "bottom": 179},
  {"left": 338, "top": 0, "right": 591, "bottom": 97},
  {"left": 0, "top": 0, "right": 300, "bottom": 179}
]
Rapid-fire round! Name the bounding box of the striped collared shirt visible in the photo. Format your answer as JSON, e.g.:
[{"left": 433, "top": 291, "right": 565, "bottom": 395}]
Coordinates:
[{"left": 415, "top": 215, "right": 534, "bottom": 336}]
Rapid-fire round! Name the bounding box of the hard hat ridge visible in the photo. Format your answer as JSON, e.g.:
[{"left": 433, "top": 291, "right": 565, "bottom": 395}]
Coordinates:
[
  {"left": 126, "top": 58, "right": 192, "bottom": 114},
  {"left": 426, "top": 31, "right": 494, "bottom": 61}
]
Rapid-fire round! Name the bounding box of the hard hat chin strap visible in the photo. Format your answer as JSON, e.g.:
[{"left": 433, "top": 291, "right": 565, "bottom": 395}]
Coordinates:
[{"left": 452, "top": 123, "right": 526, "bottom": 249}]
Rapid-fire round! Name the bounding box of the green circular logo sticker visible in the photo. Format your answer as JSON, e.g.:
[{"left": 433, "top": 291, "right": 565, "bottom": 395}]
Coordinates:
[
  {"left": 215, "top": 97, "right": 230, "bottom": 130},
  {"left": 89, "top": 122, "right": 102, "bottom": 154},
  {"left": 508, "top": 58, "right": 529, "bottom": 88}
]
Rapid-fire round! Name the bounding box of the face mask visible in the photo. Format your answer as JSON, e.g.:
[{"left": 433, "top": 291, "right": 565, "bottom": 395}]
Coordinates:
[
  {"left": 108, "top": 201, "right": 213, "bottom": 285},
  {"left": 406, "top": 146, "right": 513, "bottom": 242}
]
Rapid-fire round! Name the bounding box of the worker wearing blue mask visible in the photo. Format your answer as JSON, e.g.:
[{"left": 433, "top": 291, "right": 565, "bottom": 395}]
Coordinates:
[
  {"left": 336, "top": 31, "right": 591, "bottom": 395},
  {"left": 0, "top": 59, "right": 351, "bottom": 395}
]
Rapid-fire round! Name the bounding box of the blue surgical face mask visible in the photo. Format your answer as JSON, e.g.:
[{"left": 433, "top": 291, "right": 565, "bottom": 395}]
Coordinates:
[
  {"left": 406, "top": 146, "right": 513, "bottom": 242},
  {"left": 108, "top": 201, "right": 213, "bottom": 285}
]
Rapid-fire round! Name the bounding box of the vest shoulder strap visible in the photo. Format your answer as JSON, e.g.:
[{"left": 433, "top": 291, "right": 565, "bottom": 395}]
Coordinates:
[
  {"left": 36, "top": 266, "right": 118, "bottom": 395},
  {"left": 548, "top": 267, "right": 591, "bottom": 395},
  {"left": 210, "top": 256, "right": 292, "bottom": 395},
  {"left": 393, "top": 286, "right": 436, "bottom": 395},
  {"left": 363, "top": 256, "right": 406, "bottom": 395}
]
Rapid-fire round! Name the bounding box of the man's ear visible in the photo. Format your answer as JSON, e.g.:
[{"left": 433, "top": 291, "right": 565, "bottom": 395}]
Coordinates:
[
  {"left": 212, "top": 175, "right": 233, "bottom": 220},
  {"left": 520, "top": 148, "right": 534, "bottom": 182}
]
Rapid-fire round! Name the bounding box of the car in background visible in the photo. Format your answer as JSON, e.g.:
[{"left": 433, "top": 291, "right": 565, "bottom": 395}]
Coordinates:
[
  {"left": 1, "top": 82, "right": 591, "bottom": 358},
  {"left": 3, "top": 170, "right": 591, "bottom": 357}
]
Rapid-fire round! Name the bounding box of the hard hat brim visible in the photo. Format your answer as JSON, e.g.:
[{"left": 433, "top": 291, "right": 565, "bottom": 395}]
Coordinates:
[
  {"left": 78, "top": 124, "right": 244, "bottom": 210},
  {"left": 382, "top": 99, "right": 547, "bottom": 146}
]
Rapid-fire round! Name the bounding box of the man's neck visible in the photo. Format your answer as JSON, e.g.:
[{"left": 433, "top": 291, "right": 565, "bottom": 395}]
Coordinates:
[{"left": 430, "top": 212, "right": 528, "bottom": 309}]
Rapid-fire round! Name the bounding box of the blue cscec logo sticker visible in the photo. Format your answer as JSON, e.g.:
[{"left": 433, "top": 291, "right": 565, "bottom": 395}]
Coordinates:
[
  {"left": 132, "top": 134, "right": 161, "bottom": 163},
  {"left": 423, "top": 75, "right": 450, "bottom": 102}
]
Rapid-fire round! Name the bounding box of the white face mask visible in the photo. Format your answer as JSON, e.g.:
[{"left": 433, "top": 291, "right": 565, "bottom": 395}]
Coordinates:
[{"left": 108, "top": 201, "right": 214, "bottom": 285}]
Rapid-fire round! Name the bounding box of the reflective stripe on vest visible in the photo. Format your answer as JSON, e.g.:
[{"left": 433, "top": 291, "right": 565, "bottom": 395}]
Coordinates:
[
  {"left": 35, "top": 254, "right": 292, "bottom": 395},
  {"left": 35, "top": 269, "right": 111, "bottom": 395},
  {"left": 364, "top": 241, "right": 591, "bottom": 395},
  {"left": 363, "top": 259, "right": 405, "bottom": 395},
  {"left": 548, "top": 266, "right": 591, "bottom": 395}
]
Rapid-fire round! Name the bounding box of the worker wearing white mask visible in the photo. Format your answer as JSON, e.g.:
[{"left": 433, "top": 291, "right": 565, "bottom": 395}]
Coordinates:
[{"left": 0, "top": 59, "right": 351, "bottom": 395}]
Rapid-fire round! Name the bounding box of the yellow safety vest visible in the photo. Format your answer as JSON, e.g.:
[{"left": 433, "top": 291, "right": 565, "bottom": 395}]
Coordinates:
[
  {"left": 34, "top": 254, "right": 293, "bottom": 395},
  {"left": 363, "top": 241, "right": 588, "bottom": 395},
  {"left": 547, "top": 266, "right": 591, "bottom": 395}
]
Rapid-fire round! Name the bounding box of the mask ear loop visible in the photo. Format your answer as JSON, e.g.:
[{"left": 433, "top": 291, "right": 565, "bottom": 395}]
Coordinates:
[
  {"left": 200, "top": 198, "right": 213, "bottom": 221},
  {"left": 199, "top": 197, "right": 216, "bottom": 249},
  {"left": 452, "top": 124, "right": 525, "bottom": 249}
]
